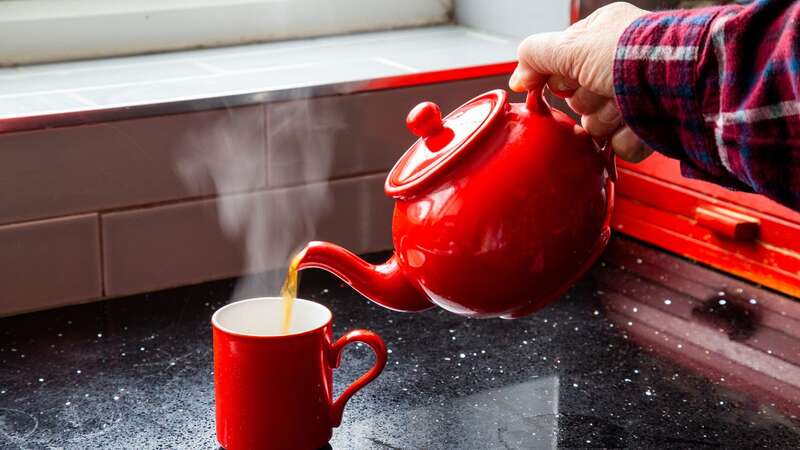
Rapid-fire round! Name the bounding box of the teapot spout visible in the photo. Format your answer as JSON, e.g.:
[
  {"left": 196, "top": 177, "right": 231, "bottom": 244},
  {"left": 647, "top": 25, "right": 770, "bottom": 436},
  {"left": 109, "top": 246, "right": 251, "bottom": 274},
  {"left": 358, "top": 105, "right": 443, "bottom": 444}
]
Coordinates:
[{"left": 297, "top": 241, "right": 432, "bottom": 312}]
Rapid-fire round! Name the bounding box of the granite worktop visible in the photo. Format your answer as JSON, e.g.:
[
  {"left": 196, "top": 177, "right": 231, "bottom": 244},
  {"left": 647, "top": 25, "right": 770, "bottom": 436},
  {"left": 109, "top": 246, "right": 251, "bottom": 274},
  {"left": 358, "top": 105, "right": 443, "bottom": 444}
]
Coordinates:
[{"left": 2, "top": 237, "right": 800, "bottom": 449}]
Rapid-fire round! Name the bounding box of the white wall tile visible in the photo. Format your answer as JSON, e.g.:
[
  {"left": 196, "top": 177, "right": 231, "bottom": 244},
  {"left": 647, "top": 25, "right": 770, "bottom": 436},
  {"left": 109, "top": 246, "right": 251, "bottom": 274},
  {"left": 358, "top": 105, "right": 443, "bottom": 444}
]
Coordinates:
[
  {"left": 0, "top": 214, "right": 101, "bottom": 317},
  {"left": 0, "top": 105, "right": 265, "bottom": 224},
  {"left": 103, "top": 173, "right": 392, "bottom": 297}
]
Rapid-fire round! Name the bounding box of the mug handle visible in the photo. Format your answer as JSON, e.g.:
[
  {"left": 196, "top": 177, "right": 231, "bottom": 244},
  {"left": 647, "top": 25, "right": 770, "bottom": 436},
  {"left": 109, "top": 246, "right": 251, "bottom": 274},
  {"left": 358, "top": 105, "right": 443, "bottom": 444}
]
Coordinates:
[{"left": 328, "top": 329, "right": 387, "bottom": 426}]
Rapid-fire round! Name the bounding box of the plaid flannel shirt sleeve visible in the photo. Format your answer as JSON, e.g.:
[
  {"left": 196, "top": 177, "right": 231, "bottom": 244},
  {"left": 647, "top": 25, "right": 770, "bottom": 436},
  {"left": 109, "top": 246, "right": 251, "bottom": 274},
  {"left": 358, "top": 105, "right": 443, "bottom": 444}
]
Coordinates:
[{"left": 613, "top": 0, "right": 800, "bottom": 209}]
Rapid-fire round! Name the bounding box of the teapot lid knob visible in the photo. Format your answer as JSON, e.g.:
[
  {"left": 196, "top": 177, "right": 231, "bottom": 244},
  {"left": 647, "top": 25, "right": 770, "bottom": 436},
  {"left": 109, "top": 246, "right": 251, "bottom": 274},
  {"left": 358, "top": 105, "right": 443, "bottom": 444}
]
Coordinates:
[
  {"left": 387, "top": 90, "right": 507, "bottom": 199},
  {"left": 406, "top": 101, "right": 443, "bottom": 138}
]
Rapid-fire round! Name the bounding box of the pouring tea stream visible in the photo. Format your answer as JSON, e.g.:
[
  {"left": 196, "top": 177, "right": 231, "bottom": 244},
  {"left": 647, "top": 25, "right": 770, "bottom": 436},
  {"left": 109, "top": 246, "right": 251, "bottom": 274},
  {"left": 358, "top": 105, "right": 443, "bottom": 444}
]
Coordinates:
[{"left": 284, "top": 87, "right": 615, "bottom": 320}]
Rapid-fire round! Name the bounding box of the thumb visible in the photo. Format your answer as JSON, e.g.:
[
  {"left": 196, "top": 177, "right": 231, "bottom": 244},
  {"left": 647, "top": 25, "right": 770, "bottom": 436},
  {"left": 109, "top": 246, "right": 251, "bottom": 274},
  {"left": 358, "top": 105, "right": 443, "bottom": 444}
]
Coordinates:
[{"left": 510, "top": 31, "right": 580, "bottom": 93}]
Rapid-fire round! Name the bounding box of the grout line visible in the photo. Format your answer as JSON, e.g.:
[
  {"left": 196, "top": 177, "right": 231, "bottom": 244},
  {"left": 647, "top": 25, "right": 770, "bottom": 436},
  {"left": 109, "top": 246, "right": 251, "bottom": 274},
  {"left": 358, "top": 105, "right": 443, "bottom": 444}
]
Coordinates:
[
  {"left": 0, "top": 26, "right": 459, "bottom": 80},
  {"left": 266, "top": 169, "right": 390, "bottom": 190},
  {"left": 0, "top": 62, "right": 318, "bottom": 100},
  {"left": 191, "top": 60, "right": 228, "bottom": 75},
  {"left": 62, "top": 91, "right": 97, "bottom": 107},
  {"left": 263, "top": 102, "right": 270, "bottom": 189},
  {"left": 97, "top": 213, "right": 106, "bottom": 297},
  {"left": 463, "top": 29, "right": 514, "bottom": 45},
  {"left": 0, "top": 194, "right": 237, "bottom": 228},
  {"left": 0, "top": 170, "right": 391, "bottom": 228},
  {"left": 373, "top": 57, "right": 419, "bottom": 73},
  {"left": 0, "top": 57, "right": 204, "bottom": 80},
  {"left": 204, "top": 27, "right": 459, "bottom": 63},
  {"left": 0, "top": 211, "right": 100, "bottom": 227}
]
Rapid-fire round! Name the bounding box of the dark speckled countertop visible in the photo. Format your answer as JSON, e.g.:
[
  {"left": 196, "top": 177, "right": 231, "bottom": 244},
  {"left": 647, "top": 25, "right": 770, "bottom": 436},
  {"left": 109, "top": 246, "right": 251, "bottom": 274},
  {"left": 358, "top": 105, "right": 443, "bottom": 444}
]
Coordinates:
[{"left": 2, "top": 237, "right": 800, "bottom": 449}]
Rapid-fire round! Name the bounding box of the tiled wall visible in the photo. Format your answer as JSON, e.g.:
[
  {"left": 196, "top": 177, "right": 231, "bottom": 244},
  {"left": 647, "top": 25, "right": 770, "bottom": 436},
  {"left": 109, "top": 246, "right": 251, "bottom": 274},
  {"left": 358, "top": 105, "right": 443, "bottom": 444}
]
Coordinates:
[{"left": 0, "top": 75, "right": 519, "bottom": 316}]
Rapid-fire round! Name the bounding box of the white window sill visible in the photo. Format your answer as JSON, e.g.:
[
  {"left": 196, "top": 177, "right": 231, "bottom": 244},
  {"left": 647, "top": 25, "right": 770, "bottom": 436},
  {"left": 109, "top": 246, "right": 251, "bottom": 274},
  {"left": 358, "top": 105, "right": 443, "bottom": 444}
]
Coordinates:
[{"left": 0, "top": 25, "right": 518, "bottom": 133}]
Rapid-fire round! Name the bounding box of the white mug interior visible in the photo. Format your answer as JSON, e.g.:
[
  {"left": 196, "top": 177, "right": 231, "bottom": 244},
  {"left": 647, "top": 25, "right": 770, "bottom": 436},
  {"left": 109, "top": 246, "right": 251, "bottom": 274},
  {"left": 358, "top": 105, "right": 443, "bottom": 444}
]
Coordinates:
[{"left": 212, "top": 297, "right": 331, "bottom": 337}]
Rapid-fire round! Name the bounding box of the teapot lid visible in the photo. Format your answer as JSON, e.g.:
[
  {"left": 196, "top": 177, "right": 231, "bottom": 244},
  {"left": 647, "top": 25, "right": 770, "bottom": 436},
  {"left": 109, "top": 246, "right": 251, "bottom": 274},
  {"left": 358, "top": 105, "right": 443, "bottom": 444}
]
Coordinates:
[{"left": 385, "top": 89, "right": 508, "bottom": 198}]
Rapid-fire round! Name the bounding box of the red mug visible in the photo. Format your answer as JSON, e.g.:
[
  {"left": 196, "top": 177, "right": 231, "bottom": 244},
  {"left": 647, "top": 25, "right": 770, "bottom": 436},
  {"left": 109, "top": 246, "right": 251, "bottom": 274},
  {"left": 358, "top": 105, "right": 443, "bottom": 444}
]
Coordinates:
[{"left": 212, "top": 297, "right": 387, "bottom": 450}]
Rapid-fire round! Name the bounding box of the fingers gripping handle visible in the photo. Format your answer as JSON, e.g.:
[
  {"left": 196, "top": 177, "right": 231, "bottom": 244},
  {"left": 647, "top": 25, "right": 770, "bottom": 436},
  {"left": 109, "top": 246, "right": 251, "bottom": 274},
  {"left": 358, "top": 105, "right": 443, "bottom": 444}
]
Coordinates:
[
  {"left": 328, "top": 330, "right": 387, "bottom": 427},
  {"left": 525, "top": 86, "right": 617, "bottom": 183}
]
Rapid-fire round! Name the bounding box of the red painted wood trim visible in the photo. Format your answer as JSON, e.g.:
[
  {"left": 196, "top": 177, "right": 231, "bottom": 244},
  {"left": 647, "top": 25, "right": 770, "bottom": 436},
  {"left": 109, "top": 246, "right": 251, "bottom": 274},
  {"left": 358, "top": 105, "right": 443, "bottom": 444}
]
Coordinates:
[
  {"left": 613, "top": 196, "right": 800, "bottom": 298},
  {"left": 618, "top": 155, "right": 800, "bottom": 224}
]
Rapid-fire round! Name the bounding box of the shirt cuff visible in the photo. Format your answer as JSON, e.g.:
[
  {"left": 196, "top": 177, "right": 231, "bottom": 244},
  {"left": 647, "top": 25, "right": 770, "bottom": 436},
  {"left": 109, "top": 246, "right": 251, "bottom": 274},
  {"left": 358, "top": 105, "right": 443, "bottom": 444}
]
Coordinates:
[{"left": 613, "top": 8, "right": 729, "bottom": 177}]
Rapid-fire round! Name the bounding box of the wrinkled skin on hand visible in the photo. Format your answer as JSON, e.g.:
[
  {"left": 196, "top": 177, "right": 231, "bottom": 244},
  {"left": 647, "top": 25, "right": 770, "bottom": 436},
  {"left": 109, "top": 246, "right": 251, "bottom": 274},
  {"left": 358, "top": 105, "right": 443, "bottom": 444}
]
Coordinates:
[{"left": 510, "top": 2, "right": 653, "bottom": 163}]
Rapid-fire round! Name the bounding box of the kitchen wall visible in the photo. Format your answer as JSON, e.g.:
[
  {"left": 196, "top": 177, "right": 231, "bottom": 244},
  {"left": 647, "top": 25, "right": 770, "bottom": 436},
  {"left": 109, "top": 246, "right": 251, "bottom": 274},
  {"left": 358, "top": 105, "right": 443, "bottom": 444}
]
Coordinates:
[{"left": 0, "top": 75, "right": 523, "bottom": 316}]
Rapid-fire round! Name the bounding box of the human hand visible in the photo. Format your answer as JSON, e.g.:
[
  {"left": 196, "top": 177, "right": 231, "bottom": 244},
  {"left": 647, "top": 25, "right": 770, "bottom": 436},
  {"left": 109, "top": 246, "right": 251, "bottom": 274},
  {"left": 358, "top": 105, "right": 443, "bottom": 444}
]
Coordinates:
[{"left": 509, "top": 2, "right": 653, "bottom": 162}]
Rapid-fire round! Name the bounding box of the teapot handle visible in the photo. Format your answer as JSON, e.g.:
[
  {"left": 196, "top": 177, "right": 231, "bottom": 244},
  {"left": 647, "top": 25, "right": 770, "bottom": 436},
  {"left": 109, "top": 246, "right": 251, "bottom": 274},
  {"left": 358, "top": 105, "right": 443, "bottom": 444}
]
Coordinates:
[
  {"left": 525, "top": 86, "right": 551, "bottom": 116},
  {"left": 598, "top": 140, "right": 618, "bottom": 183},
  {"left": 525, "top": 86, "right": 617, "bottom": 183}
]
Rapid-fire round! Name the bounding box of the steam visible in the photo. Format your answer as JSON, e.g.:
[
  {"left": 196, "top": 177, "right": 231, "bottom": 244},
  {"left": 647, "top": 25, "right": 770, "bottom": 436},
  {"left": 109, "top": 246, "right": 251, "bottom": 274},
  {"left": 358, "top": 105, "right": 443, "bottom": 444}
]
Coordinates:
[{"left": 177, "top": 94, "right": 342, "bottom": 299}]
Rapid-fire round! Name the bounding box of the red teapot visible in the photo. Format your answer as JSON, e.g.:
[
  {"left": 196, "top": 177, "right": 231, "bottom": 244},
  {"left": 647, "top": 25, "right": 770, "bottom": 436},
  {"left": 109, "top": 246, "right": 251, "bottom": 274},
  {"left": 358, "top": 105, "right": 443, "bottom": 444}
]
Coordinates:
[{"left": 296, "top": 87, "right": 615, "bottom": 318}]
